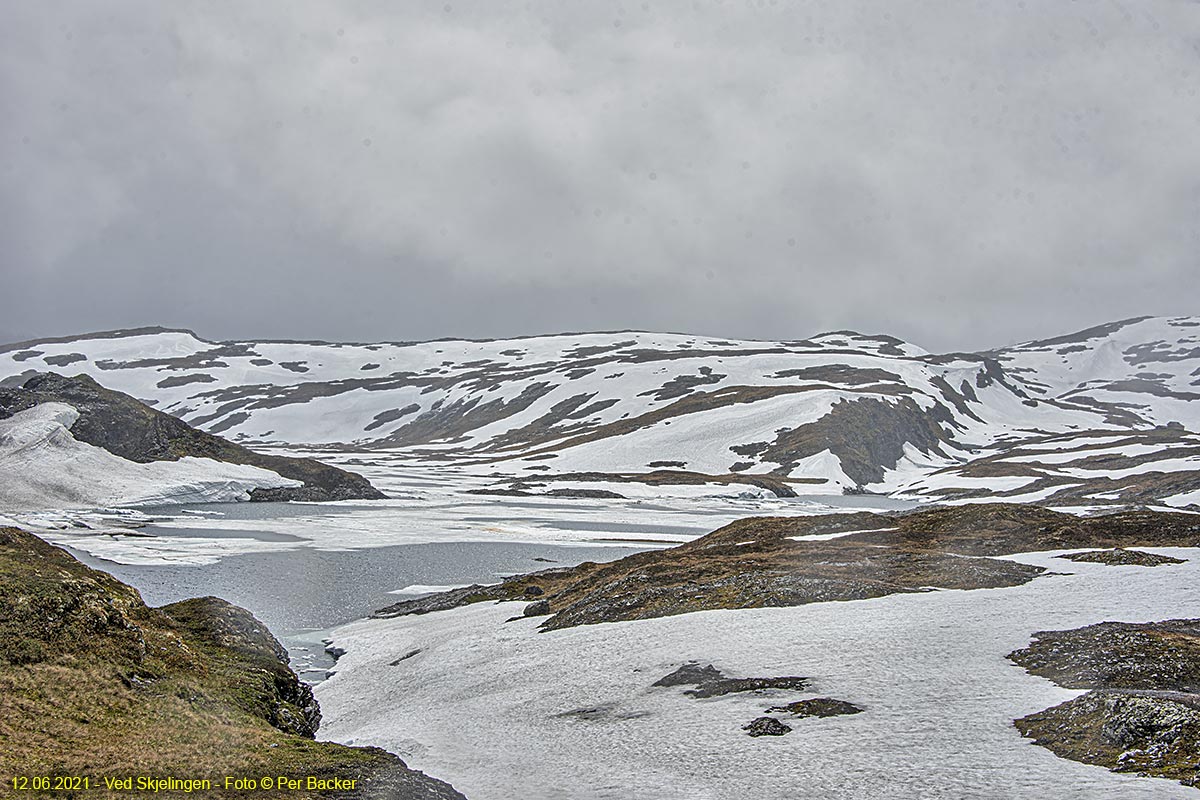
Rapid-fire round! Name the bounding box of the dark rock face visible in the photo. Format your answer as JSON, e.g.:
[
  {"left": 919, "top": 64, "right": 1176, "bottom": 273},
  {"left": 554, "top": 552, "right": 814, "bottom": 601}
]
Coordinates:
[
  {"left": 155, "top": 373, "right": 218, "bottom": 389},
  {"left": 543, "top": 488, "right": 627, "bottom": 499},
  {"left": 653, "top": 662, "right": 725, "bottom": 688},
  {"left": 160, "top": 596, "right": 322, "bottom": 738},
  {"left": 376, "top": 584, "right": 501, "bottom": 618},
  {"left": 767, "top": 698, "right": 863, "bottom": 718},
  {"left": 523, "top": 600, "right": 551, "bottom": 617},
  {"left": 516, "top": 469, "right": 803, "bottom": 498},
  {"left": 389, "top": 648, "right": 422, "bottom": 666},
  {"left": 1011, "top": 619, "right": 1200, "bottom": 789},
  {"left": 1057, "top": 548, "right": 1186, "bottom": 567},
  {"left": 43, "top": 353, "right": 87, "bottom": 367},
  {"left": 743, "top": 717, "right": 792, "bottom": 737},
  {"left": 756, "top": 396, "right": 958, "bottom": 487},
  {"left": 0, "top": 372, "right": 384, "bottom": 502}
]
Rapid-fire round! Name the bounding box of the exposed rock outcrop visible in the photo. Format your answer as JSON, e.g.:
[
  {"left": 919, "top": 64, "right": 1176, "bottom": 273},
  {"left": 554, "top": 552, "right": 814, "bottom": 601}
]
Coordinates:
[
  {"left": 743, "top": 717, "right": 792, "bottom": 737},
  {"left": 1010, "top": 619, "right": 1200, "bottom": 790},
  {"left": 374, "top": 504, "right": 1200, "bottom": 631},
  {"left": 652, "top": 662, "right": 809, "bottom": 698},
  {"left": 1056, "top": 548, "right": 1186, "bottom": 567},
  {"left": 767, "top": 698, "right": 864, "bottom": 718},
  {"left": 0, "top": 372, "right": 384, "bottom": 502}
]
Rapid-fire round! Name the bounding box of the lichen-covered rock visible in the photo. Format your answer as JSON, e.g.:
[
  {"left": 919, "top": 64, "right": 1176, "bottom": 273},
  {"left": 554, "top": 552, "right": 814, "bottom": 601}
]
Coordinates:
[
  {"left": 768, "top": 698, "right": 864, "bottom": 718},
  {"left": 1011, "top": 619, "right": 1200, "bottom": 790},
  {"left": 743, "top": 717, "right": 792, "bottom": 737},
  {"left": 1099, "top": 692, "right": 1200, "bottom": 750},
  {"left": 1057, "top": 548, "right": 1186, "bottom": 567}
]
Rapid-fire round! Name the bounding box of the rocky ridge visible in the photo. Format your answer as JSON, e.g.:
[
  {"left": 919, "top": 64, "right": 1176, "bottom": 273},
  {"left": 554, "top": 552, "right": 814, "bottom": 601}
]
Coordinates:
[
  {"left": 375, "top": 504, "right": 1200, "bottom": 630},
  {"left": 0, "top": 372, "right": 383, "bottom": 502},
  {"left": 2, "top": 317, "right": 1198, "bottom": 505}
]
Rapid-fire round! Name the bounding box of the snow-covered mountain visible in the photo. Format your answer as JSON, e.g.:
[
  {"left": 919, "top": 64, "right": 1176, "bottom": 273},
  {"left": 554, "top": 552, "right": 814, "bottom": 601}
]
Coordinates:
[{"left": 2, "top": 316, "right": 1198, "bottom": 508}]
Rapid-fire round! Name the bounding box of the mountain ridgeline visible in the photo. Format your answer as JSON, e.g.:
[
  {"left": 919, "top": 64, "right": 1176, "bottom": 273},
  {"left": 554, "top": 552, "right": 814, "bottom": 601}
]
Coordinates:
[{"left": 1, "top": 316, "right": 1198, "bottom": 507}]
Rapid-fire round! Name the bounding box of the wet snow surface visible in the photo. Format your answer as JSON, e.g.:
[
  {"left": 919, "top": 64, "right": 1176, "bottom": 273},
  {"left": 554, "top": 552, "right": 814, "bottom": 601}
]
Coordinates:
[
  {"left": 14, "top": 469, "right": 914, "bottom": 688},
  {"left": 318, "top": 548, "right": 1200, "bottom": 800}
]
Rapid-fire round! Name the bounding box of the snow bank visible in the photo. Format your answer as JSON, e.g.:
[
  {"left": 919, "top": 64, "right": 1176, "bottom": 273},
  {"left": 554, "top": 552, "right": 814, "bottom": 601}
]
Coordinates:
[{"left": 0, "top": 403, "right": 300, "bottom": 512}]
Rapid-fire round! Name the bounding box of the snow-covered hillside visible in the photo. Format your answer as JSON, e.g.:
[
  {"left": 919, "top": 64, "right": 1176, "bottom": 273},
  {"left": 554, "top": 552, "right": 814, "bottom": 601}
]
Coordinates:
[
  {"left": 1, "top": 316, "right": 1197, "bottom": 507},
  {"left": 0, "top": 403, "right": 299, "bottom": 510}
]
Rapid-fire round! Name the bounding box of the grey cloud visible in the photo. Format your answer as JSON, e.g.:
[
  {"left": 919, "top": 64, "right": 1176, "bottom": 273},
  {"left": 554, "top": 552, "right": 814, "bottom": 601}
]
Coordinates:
[{"left": 2, "top": 0, "right": 1198, "bottom": 351}]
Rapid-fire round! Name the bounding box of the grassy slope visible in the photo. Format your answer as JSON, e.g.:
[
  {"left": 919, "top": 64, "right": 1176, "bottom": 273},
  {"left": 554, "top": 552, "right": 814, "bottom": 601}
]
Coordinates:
[{"left": 0, "top": 526, "right": 460, "bottom": 799}]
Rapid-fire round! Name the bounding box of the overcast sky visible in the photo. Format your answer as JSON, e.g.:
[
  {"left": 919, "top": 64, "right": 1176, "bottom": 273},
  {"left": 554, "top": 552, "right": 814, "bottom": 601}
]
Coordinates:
[{"left": 3, "top": 1, "right": 1198, "bottom": 352}]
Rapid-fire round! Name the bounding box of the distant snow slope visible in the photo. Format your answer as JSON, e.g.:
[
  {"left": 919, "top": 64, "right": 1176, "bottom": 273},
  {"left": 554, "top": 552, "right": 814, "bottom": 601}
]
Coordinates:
[
  {"left": 0, "top": 403, "right": 300, "bottom": 510},
  {"left": 2, "top": 316, "right": 1198, "bottom": 507}
]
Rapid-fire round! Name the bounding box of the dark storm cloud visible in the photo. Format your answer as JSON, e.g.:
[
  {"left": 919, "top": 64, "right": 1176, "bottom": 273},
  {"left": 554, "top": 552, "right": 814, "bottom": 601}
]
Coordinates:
[{"left": 3, "top": 1, "right": 1199, "bottom": 351}]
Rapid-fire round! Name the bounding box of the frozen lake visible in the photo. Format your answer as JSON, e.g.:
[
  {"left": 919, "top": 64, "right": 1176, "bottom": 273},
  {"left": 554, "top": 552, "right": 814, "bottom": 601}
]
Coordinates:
[
  {"left": 67, "top": 530, "right": 647, "bottom": 682},
  {"left": 40, "top": 481, "right": 916, "bottom": 682}
]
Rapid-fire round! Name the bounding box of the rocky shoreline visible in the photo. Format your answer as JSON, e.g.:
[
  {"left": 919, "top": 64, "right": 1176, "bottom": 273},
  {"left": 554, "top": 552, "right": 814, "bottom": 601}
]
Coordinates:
[{"left": 375, "top": 504, "right": 1200, "bottom": 630}]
